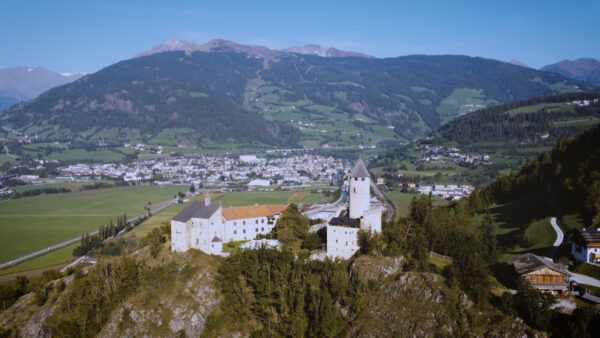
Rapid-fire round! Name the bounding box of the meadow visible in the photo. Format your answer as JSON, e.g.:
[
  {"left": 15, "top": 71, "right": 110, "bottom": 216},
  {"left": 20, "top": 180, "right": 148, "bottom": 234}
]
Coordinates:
[
  {"left": 212, "top": 190, "right": 333, "bottom": 207},
  {"left": 385, "top": 191, "right": 448, "bottom": 220},
  {"left": 0, "top": 185, "right": 186, "bottom": 263}
]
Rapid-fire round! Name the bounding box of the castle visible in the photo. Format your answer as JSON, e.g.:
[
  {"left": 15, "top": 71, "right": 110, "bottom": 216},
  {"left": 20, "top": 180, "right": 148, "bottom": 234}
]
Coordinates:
[
  {"left": 171, "top": 158, "right": 381, "bottom": 259},
  {"left": 170, "top": 193, "right": 285, "bottom": 255},
  {"left": 320, "top": 158, "right": 382, "bottom": 259}
]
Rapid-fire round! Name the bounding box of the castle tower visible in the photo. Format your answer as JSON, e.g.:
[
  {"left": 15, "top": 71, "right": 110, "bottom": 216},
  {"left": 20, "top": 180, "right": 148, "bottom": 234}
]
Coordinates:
[{"left": 348, "top": 159, "right": 371, "bottom": 219}]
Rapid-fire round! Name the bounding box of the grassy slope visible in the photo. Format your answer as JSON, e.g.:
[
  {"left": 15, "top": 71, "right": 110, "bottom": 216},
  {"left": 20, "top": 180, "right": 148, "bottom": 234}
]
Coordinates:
[
  {"left": 0, "top": 243, "right": 78, "bottom": 276},
  {"left": 0, "top": 185, "right": 185, "bottom": 263},
  {"left": 572, "top": 263, "right": 600, "bottom": 280}
]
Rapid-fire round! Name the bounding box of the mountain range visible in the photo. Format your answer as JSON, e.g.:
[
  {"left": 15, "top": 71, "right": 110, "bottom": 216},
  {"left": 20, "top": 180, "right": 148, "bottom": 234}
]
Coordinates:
[
  {"left": 0, "top": 67, "right": 84, "bottom": 110},
  {"left": 541, "top": 58, "right": 600, "bottom": 87},
  {"left": 135, "top": 38, "right": 375, "bottom": 59},
  {"left": 1, "top": 39, "right": 598, "bottom": 148}
]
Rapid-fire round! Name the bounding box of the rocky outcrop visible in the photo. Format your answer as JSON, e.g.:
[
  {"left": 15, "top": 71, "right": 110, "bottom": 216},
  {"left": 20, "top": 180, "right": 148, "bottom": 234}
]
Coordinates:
[{"left": 99, "top": 268, "right": 220, "bottom": 337}]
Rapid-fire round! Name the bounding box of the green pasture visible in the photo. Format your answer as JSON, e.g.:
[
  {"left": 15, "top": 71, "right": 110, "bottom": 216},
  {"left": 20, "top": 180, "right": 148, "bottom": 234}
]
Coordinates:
[
  {"left": 213, "top": 190, "right": 333, "bottom": 207},
  {"left": 506, "top": 103, "right": 574, "bottom": 117},
  {"left": 0, "top": 185, "right": 185, "bottom": 263},
  {"left": 0, "top": 243, "right": 78, "bottom": 276}
]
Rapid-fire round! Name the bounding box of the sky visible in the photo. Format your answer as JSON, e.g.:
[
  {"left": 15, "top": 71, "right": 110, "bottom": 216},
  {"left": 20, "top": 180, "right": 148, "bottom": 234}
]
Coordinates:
[{"left": 1, "top": 0, "right": 599, "bottom": 73}]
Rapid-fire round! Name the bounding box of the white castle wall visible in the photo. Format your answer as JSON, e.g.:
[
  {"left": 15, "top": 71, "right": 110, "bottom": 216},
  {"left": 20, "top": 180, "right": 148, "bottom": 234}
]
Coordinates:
[
  {"left": 326, "top": 225, "right": 359, "bottom": 260},
  {"left": 224, "top": 214, "right": 280, "bottom": 242}
]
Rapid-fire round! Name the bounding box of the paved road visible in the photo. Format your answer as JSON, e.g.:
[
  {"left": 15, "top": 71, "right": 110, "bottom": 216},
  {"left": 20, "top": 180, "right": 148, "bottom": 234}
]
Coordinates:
[
  {"left": 370, "top": 181, "right": 395, "bottom": 222},
  {"left": 571, "top": 271, "right": 600, "bottom": 288},
  {"left": 547, "top": 217, "right": 563, "bottom": 259},
  {"left": 0, "top": 198, "right": 177, "bottom": 270}
]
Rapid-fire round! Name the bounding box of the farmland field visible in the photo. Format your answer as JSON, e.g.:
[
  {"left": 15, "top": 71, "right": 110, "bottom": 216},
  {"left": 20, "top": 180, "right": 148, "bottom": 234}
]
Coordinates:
[
  {"left": 213, "top": 190, "right": 333, "bottom": 207},
  {"left": 0, "top": 185, "right": 186, "bottom": 263},
  {"left": 0, "top": 243, "right": 78, "bottom": 276}
]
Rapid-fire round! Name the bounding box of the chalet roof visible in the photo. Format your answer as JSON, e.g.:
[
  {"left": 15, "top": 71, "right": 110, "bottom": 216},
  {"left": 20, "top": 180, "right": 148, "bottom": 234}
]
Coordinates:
[
  {"left": 222, "top": 204, "right": 286, "bottom": 220},
  {"left": 576, "top": 228, "right": 600, "bottom": 243},
  {"left": 507, "top": 253, "right": 570, "bottom": 276},
  {"left": 349, "top": 158, "right": 370, "bottom": 178},
  {"left": 172, "top": 201, "right": 220, "bottom": 222},
  {"left": 329, "top": 217, "right": 361, "bottom": 228}
]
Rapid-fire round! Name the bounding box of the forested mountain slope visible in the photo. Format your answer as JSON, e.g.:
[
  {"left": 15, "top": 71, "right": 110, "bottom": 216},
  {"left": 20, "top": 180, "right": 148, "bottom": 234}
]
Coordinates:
[
  {"left": 1, "top": 43, "right": 596, "bottom": 147},
  {"left": 485, "top": 124, "right": 600, "bottom": 224},
  {"left": 435, "top": 92, "right": 600, "bottom": 145}
]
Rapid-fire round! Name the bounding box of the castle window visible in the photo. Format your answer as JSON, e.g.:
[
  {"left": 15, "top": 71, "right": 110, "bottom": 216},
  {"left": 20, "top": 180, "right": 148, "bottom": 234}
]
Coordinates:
[
  {"left": 261, "top": 227, "right": 264, "bottom": 231},
  {"left": 261, "top": 219, "right": 264, "bottom": 223},
  {"left": 234, "top": 230, "right": 237, "bottom": 235},
  {"left": 255, "top": 219, "right": 258, "bottom": 224},
  {"left": 196, "top": 239, "right": 199, "bottom": 245},
  {"left": 336, "top": 240, "right": 338, "bottom": 243},
  {"left": 345, "top": 241, "right": 348, "bottom": 246},
  {"left": 243, "top": 229, "right": 246, "bottom": 234},
  {"left": 234, "top": 222, "right": 237, "bottom": 226},
  {"left": 255, "top": 228, "right": 258, "bottom": 232},
  {"left": 243, "top": 221, "right": 246, "bottom": 225},
  {"left": 353, "top": 188, "right": 356, "bottom": 193}
]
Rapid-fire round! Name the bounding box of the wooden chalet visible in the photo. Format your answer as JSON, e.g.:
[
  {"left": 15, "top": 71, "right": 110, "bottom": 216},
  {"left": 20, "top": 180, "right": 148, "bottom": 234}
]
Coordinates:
[{"left": 507, "top": 253, "right": 571, "bottom": 294}]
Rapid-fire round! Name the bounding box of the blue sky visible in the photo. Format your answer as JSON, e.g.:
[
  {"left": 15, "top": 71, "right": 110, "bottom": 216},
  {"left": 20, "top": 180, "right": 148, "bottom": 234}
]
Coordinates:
[{"left": 1, "top": 0, "right": 598, "bottom": 73}]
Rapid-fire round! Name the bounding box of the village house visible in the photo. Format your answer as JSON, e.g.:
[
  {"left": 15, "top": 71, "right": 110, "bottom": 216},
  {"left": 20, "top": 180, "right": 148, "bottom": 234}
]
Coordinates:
[
  {"left": 572, "top": 228, "right": 600, "bottom": 264},
  {"left": 507, "top": 253, "right": 571, "bottom": 294}
]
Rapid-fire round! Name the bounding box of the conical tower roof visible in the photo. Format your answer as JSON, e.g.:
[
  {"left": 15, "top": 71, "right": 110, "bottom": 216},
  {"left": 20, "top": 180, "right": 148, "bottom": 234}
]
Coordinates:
[{"left": 350, "top": 158, "right": 370, "bottom": 178}]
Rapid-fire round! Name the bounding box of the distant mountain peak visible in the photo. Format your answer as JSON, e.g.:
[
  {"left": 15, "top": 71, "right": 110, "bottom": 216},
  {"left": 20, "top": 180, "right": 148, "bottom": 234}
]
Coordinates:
[
  {"left": 135, "top": 38, "right": 374, "bottom": 59},
  {"left": 508, "top": 59, "right": 530, "bottom": 68},
  {"left": 541, "top": 58, "right": 600, "bottom": 86},
  {"left": 282, "top": 44, "right": 374, "bottom": 58}
]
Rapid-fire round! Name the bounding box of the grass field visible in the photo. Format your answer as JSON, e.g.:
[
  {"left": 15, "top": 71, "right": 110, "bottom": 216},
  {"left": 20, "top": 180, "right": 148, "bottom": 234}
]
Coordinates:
[
  {"left": 572, "top": 263, "right": 600, "bottom": 280},
  {"left": 0, "top": 243, "right": 78, "bottom": 276},
  {"left": 552, "top": 117, "right": 600, "bottom": 127},
  {"left": 385, "top": 191, "right": 448, "bottom": 220},
  {"left": 506, "top": 103, "right": 574, "bottom": 117},
  {"left": 213, "top": 190, "right": 333, "bottom": 207},
  {"left": 0, "top": 185, "right": 186, "bottom": 263},
  {"left": 121, "top": 203, "right": 186, "bottom": 241},
  {"left": 498, "top": 217, "right": 556, "bottom": 261}
]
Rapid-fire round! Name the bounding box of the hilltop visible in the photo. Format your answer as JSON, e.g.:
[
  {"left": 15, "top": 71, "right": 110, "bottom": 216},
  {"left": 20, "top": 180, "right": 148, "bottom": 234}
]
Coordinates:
[{"left": 434, "top": 92, "right": 600, "bottom": 146}]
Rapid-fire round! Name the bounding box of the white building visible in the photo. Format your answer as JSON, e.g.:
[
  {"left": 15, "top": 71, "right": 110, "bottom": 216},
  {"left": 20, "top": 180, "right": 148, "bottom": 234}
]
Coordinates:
[
  {"left": 222, "top": 205, "right": 285, "bottom": 242},
  {"left": 171, "top": 193, "right": 285, "bottom": 255},
  {"left": 319, "top": 159, "right": 382, "bottom": 259},
  {"left": 248, "top": 178, "right": 271, "bottom": 187},
  {"left": 572, "top": 228, "right": 600, "bottom": 264}
]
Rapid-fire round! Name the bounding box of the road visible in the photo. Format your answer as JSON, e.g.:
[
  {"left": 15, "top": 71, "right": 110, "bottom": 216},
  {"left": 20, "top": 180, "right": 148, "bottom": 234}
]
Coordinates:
[
  {"left": 0, "top": 198, "right": 178, "bottom": 270},
  {"left": 370, "top": 181, "right": 395, "bottom": 222},
  {"left": 547, "top": 217, "right": 563, "bottom": 259},
  {"left": 544, "top": 211, "right": 600, "bottom": 288}
]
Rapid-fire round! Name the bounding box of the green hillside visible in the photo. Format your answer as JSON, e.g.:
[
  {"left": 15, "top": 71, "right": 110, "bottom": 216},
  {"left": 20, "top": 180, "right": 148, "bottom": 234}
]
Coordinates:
[
  {"left": 435, "top": 92, "right": 600, "bottom": 146},
  {"left": 1, "top": 50, "right": 596, "bottom": 149}
]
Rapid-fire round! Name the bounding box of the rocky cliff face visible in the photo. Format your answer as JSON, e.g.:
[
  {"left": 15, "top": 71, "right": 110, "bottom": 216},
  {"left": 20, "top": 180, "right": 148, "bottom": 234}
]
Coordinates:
[
  {"left": 1, "top": 250, "right": 536, "bottom": 337},
  {"left": 349, "top": 255, "right": 536, "bottom": 337}
]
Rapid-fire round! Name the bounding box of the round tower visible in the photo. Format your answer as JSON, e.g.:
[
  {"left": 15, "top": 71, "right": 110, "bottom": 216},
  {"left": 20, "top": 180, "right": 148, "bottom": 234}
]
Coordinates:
[{"left": 348, "top": 159, "right": 371, "bottom": 219}]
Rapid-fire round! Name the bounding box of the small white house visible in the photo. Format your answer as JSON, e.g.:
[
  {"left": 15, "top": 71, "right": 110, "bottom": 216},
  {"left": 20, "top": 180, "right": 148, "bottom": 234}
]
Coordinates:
[{"left": 572, "top": 228, "right": 600, "bottom": 264}]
